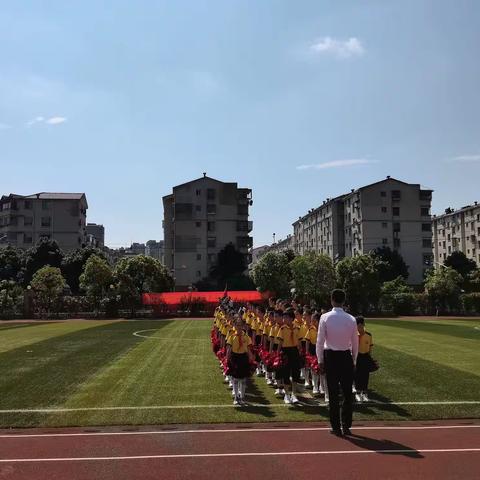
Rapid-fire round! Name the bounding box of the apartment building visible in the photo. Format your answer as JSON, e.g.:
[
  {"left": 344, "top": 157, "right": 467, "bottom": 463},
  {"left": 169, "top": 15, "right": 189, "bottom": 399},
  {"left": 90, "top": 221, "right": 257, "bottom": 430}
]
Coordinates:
[
  {"left": 269, "top": 235, "right": 295, "bottom": 254},
  {"left": 0, "top": 192, "right": 88, "bottom": 251},
  {"left": 146, "top": 240, "right": 164, "bottom": 263},
  {"left": 432, "top": 203, "right": 480, "bottom": 266},
  {"left": 86, "top": 223, "right": 105, "bottom": 248},
  {"left": 290, "top": 177, "right": 433, "bottom": 284},
  {"left": 163, "top": 174, "right": 253, "bottom": 290}
]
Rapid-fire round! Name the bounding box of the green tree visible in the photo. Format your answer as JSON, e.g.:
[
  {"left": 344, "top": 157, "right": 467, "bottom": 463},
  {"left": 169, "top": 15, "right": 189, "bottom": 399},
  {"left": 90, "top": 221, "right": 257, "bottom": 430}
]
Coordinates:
[
  {"left": 381, "top": 276, "right": 413, "bottom": 295},
  {"left": 0, "top": 280, "right": 24, "bottom": 319},
  {"left": 336, "top": 254, "right": 381, "bottom": 314},
  {"left": 380, "top": 276, "right": 416, "bottom": 315},
  {"left": 251, "top": 251, "right": 291, "bottom": 298},
  {"left": 115, "top": 255, "right": 173, "bottom": 313},
  {"left": 30, "top": 266, "right": 66, "bottom": 317},
  {"left": 424, "top": 266, "right": 463, "bottom": 313},
  {"left": 62, "top": 247, "right": 107, "bottom": 294},
  {"left": 79, "top": 255, "right": 114, "bottom": 311},
  {"left": 0, "top": 246, "right": 24, "bottom": 282},
  {"left": 444, "top": 251, "right": 477, "bottom": 279},
  {"left": 290, "top": 252, "right": 336, "bottom": 307},
  {"left": 24, "top": 239, "right": 63, "bottom": 286},
  {"left": 372, "top": 246, "right": 409, "bottom": 282}
]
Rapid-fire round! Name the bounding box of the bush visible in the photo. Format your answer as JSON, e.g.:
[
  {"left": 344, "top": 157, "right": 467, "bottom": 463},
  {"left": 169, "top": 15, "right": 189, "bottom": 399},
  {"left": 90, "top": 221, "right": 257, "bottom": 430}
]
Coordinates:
[
  {"left": 461, "top": 293, "right": 480, "bottom": 314},
  {"left": 0, "top": 280, "right": 24, "bottom": 319},
  {"left": 379, "top": 293, "right": 417, "bottom": 315}
]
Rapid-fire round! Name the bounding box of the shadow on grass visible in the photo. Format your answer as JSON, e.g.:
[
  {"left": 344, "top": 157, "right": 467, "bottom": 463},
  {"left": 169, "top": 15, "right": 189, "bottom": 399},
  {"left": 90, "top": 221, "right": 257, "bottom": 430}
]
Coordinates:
[
  {"left": 243, "top": 378, "right": 276, "bottom": 418},
  {"left": 355, "top": 391, "right": 411, "bottom": 418},
  {"left": 345, "top": 433, "right": 424, "bottom": 458},
  {"left": 0, "top": 322, "right": 50, "bottom": 332}
]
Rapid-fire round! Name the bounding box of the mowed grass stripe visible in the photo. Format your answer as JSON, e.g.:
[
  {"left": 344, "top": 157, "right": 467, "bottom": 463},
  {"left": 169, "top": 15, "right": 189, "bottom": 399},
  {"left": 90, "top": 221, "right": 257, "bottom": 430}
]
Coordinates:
[
  {"left": 0, "top": 322, "right": 161, "bottom": 411},
  {"left": 369, "top": 321, "right": 479, "bottom": 376},
  {"left": 0, "top": 321, "right": 120, "bottom": 354}
]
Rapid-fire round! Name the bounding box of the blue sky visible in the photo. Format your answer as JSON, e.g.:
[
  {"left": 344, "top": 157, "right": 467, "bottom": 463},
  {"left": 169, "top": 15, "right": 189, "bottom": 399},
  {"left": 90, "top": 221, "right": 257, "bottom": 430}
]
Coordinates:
[{"left": 1, "top": 1, "right": 479, "bottom": 248}]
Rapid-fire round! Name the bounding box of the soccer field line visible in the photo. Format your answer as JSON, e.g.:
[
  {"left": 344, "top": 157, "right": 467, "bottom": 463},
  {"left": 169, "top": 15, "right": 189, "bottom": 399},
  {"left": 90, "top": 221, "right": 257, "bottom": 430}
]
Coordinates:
[
  {"left": 1, "top": 448, "right": 480, "bottom": 463},
  {"left": 0, "top": 424, "right": 479, "bottom": 439},
  {"left": 1, "top": 400, "right": 480, "bottom": 414},
  {"left": 132, "top": 329, "right": 205, "bottom": 340}
]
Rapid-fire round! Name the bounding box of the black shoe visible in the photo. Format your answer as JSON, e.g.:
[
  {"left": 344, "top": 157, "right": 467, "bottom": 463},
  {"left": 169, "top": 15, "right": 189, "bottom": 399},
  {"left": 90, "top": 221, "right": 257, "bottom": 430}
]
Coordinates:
[
  {"left": 343, "top": 428, "right": 352, "bottom": 436},
  {"left": 330, "top": 429, "right": 343, "bottom": 437}
]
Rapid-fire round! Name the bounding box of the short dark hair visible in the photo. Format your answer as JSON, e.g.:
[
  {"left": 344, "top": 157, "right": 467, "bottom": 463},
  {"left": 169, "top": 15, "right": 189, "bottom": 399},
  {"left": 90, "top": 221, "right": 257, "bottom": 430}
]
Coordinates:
[
  {"left": 312, "top": 312, "right": 321, "bottom": 322},
  {"left": 331, "top": 289, "right": 346, "bottom": 304},
  {"left": 282, "top": 308, "right": 295, "bottom": 320},
  {"left": 356, "top": 316, "right": 365, "bottom": 325},
  {"left": 303, "top": 306, "right": 312, "bottom": 315}
]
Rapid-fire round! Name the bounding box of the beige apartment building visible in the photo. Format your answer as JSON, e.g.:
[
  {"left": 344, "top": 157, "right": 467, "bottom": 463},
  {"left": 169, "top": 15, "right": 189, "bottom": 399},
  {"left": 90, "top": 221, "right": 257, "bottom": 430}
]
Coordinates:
[
  {"left": 432, "top": 203, "right": 480, "bottom": 266},
  {"left": 163, "top": 174, "right": 253, "bottom": 290},
  {"left": 0, "top": 192, "right": 88, "bottom": 251},
  {"left": 290, "top": 177, "right": 433, "bottom": 284}
]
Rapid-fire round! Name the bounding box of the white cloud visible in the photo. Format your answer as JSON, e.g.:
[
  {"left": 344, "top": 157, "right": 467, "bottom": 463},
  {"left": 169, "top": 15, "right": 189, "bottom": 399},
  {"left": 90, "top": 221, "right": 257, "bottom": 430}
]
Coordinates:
[
  {"left": 46, "top": 116, "right": 67, "bottom": 125},
  {"left": 26, "top": 116, "right": 45, "bottom": 127},
  {"left": 310, "top": 36, "right": 365, "bottom": 58},
  {"left": 449, "top": 154, "right": 480, "bottom": 163},
  {"left": 297, "top": 159, "right": 377, "bottom": 170}
]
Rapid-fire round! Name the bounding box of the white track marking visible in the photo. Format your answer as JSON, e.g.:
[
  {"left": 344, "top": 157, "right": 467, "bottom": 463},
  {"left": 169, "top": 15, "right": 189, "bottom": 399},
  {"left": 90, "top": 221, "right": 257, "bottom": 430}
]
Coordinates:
[
  {"left": 0, "top": 424, "right": 479, "bottom": 439},
  {"left": 1, "top": 448, "right": 480, "bottom": 463},
  {"left": 1, "top": 400, "right": 480, "bottom": 414},
  {"left": 132, "top": 329, "right": 204, "bottom": 340}
]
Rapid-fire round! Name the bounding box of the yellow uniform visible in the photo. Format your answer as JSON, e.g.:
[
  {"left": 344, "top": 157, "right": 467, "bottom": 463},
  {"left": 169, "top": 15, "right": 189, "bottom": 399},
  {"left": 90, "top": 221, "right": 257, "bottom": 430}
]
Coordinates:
[
  {"left": 277, "top": 325, "right": 300, "bottom": 348},
  {"left": 226, "top": 329, "right": 252, "bottom": 354},
  {"left": 358, "top": 332, "right": 373, "bottom": 354},
  {"left": 269, "top": 324, "right": 281, "bottom": 344},
  {"left": 298, "top": 321, "right": 308, "bottom": 341},
  {"left": 305, "top": 325, "right": 318, "bottom": 344}
]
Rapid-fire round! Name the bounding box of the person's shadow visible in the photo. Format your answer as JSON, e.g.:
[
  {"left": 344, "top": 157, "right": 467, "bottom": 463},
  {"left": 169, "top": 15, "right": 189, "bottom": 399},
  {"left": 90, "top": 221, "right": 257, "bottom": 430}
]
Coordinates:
[{"left": 344, "top": 433, "right": 424, "bottom": 458}]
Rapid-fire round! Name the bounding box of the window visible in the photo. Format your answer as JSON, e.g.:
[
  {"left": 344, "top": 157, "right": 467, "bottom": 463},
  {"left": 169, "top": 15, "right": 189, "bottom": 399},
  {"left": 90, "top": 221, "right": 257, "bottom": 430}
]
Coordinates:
[
  {"left": 208, "top": 253, "right": 216, "bottom": 263},
  {"left": 196, "top": 253, "right": 202, "bottom": 260},
  {"left": 195, "top": 221, "right": 201, "bottom": 227},
  {"left": 422, "top": 238, "right": 432, "bottom": 248},
  {"left": 382, "top": 222, "right": 387, "bottom": 228},
  {"left": 423, "top": 254, "right": 433, "bottom": 266},
  {"left": 447, "top": 234, "right": 451, "bottom": 241},
  {"left": 207, "top": 237, "right": 216, "bottom": 248},
  {"left": 207, "top": 204, "right": 216, "bottom": 214},
  {"left": 42, "top": 200, "right": 50, "bottom": 210},
  {"left": 207, "top": 188, "right": 216, "bottom": 200},
  {"left": 196, "top": 271, "right": 201, "bottom": 277},
  {"left": 443, "top": 241, "right": 446, "bottom": 248},
  {"left": 24, "top": 235, "right": 33, "bottom": 244},
  {"left": 24, "top": 200, "right": 32, "bottom": 209},
  {"left": 391, "top": 190, "right": 401, "bottom": 200},
  {"left": 382, "top": 238, "right": 388, "bottom": 245},
  {"left": 393, "top": 207, "right": 400, "bottom": 216},
  {"left": 381, "top": 207, "right": 387, "bottom": 213},
  {"left": 421, "top": 207, "right": 430, "bottom": 216},
  {"left": 207, "top": 221, "right": 215, "bottom": 232},
  {"left": 393, "top": 222, "right": 401, "bottom": 232},
  {"left": 393, "top": 238, "right": 401, "bottom": 248},
  {"left": 422, "top": 223, "right": 431, "bottom": 232},
  {"left": 41, "top": 216, "right": 51, "bottom": 227},
  {"left": 448, "top": 246, "right": 451, "bottom": 254},
  {"left": 380, "top": 191, "right": 386, "bottom": 197},
  {"left": 195, "top": 189, "right": 201, "bottom": 196},
  {"left": 40, "top": 234, "right": 50, "bottom": 240},
  {"left": 195, "top": 205, "right": 201, "bottom": 212},
  {"left": 24, "top": 216, "right": 33, "bottom": 226}
]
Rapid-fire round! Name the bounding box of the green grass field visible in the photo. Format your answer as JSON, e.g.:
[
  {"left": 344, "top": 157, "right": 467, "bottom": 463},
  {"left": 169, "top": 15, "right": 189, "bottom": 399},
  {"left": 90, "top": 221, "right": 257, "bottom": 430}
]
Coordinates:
[{"left": 0, "top": 317, "right": 479, "bottom": 428}]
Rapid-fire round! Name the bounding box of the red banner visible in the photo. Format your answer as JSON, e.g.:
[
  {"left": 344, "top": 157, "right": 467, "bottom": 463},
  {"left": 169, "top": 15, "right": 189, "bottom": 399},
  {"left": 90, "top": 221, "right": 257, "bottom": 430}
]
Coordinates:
[{"left": 142, "top": 291, "right": 263, "bottom": 306}]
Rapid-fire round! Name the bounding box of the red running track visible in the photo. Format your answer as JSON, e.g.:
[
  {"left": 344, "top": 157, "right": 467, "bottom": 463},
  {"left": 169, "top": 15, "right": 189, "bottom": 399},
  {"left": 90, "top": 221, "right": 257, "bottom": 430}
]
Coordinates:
[{"left": 0, "top": 420, "right": 479, "bottom": 479}]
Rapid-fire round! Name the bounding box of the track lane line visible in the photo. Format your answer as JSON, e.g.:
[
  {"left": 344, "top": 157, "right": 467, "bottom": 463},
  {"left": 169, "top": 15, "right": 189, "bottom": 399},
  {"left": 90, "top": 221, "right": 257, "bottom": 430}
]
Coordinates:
[{"left": 1, "top": 448, "right": 480, "bottom": 463}]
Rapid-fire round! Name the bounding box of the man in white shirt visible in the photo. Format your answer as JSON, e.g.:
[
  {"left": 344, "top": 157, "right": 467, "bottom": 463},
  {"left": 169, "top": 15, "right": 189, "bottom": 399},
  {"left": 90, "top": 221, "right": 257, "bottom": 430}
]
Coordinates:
[{"left": 316, "top": 289, "right": 359, "bottom": 437}]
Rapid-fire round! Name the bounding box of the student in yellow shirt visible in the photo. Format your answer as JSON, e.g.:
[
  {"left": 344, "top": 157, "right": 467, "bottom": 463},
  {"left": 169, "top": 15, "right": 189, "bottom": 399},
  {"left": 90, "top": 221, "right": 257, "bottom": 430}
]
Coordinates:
[
  {"left": 226, "top": 314, "right": 254, "bottom": 406},
  {"left": 269, "top": 310, "right": 285, "bottom": 396},
  {"left": 277, "top": 308, "right": 301, "bottom": 404},
  {"left": 354, "top": 316, "right": 374, "bottom": 402}
]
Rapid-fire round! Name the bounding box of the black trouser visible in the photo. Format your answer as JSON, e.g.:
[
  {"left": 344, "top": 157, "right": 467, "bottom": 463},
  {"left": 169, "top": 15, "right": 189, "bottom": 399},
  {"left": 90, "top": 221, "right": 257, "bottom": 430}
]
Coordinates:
[
  {"left": 324, "top": 349, "right": 354, "bottom": 431},
  {"left": 354, "top": 353, "right": 370, "bottom": 391}
]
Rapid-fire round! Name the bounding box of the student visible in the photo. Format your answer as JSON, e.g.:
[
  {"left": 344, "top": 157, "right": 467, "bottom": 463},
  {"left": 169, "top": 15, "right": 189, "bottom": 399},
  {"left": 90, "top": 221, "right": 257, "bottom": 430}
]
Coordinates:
[
  {"left": 299, "top": 307, "right": 311, "bottom": 386},
  {"left": 226, "top": 314, "right": 254, "bottom": 406},
  {"left": 354, "top": 316, "right": 374, "bottom": 402},
  {"left": 305, "top": 312, "right": 321, "bottom": 395},
  {"left": 270, "top": 310, "right": 285, "bottom": 396},
  {"left": 277, "top": 308, "right": 301, "bottom": 404}
]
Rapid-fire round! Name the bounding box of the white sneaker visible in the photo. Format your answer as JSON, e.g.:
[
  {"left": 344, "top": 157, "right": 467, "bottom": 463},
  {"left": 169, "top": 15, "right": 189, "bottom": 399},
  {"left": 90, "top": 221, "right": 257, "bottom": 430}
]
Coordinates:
[
  {"left": 280, "top": 388, "right": 286, "bottom": 395},
  {"left": 304, "top": 380, "right": 311, "bottom": 388},
  {"left": 233, "top": 398, "right": 240, "bottom": 406},
  {"left": 355, "top": 393, "right": 362, "bottom": 402},
  {"left": 362, "top": 393, "right": 369, "bottom": 402},
  {"left": 223, "top": 377, "right": 229, "bottom": 384},
  {"left": 352, "top": 386, "right": 357, "bottom": 393},
  {"left": 231, "top": 390, "right": 236, "bottom": 397},
  {"left": 284, "top": 394, "right": 292, "bottom": 404},
  {"left": 274, "top": 388, "right": 282, "bottom": 396},
  {"left": 312, "top": 387, "right": 319, "bottom": 395},
  {"left": 324, "top": 393, "right": 329, "bottom": 402},
  {"left": 273, "top": 380, "right": 278, "bottom": 387},
  {"left": 266, "top": 378, "right": 273, "bottom": 386},
  {"left": 228, "top": 382, "right": 233, "bottom": 390},
  {"left": 290, "top": 394, "right": 299, "bottom": 404}
]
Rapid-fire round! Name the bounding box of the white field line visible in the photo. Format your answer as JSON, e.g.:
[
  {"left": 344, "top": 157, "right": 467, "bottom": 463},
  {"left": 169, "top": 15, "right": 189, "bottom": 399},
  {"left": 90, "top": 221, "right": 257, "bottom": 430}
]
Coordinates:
[
  {"left": 0, "top": 424, "right": 479, "bottom": 439},
  {"left": 132, "top": 329, "right": 204, "bottom": 340},
  {"left": 1, "top": 448, "right": 480, "bottom": 463},
  {"left": 1, "top": 400, "right": 480, "bottom": 414}
]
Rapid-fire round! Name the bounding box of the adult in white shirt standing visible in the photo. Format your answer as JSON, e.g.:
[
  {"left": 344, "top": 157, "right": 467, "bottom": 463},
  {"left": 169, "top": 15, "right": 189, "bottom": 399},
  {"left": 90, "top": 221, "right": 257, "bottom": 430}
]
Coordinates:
[{"left": 316, "top": 289, "right": 359, "bottom": 437}]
